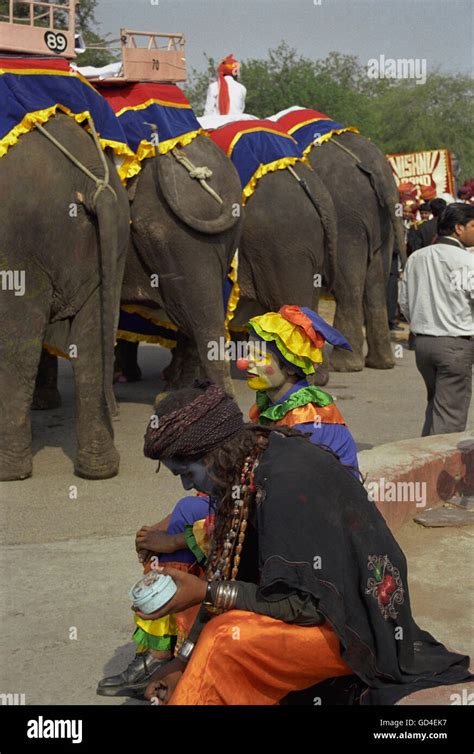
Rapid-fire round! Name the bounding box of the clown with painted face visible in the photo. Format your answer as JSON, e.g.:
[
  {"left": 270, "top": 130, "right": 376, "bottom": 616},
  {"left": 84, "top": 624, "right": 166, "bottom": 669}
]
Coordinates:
[{"left": 238, "top": 305, "right": 359, "bottom": 474}]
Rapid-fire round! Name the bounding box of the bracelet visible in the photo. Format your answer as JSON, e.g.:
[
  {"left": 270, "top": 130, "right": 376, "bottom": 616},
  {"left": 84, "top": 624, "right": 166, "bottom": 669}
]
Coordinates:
[
  {"left": 204, "top": 580, "right": 213, "bottom": 605},
  {"left": 176, "top": 639, "right": 195, "bottom": 664},
  {"left": 214, "top": 581, "right": 239, "bottom": 611}
]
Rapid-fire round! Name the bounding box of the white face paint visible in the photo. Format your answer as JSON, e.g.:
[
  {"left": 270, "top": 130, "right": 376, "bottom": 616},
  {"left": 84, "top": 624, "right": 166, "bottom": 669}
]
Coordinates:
[{"left": 245, "top": 335, "right": 288, "bottom": 391}]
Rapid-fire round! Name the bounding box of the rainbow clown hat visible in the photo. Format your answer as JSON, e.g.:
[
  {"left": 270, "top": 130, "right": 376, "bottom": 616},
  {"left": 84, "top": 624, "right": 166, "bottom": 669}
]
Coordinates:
[{"left": 246, "top": 305, "right": 352, "bottom": 376}]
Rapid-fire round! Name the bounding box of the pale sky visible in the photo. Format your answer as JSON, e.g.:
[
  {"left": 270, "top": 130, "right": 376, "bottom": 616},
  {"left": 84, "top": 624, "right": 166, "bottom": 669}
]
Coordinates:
[{"left": 93, "top": 0, "right": 474, "bottom": 76}]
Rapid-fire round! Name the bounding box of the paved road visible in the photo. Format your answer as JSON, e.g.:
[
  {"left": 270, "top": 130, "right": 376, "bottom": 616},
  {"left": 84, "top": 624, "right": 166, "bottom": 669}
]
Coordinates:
[{"left": 1, "top": 336, "right": 472, "bottom": 705}]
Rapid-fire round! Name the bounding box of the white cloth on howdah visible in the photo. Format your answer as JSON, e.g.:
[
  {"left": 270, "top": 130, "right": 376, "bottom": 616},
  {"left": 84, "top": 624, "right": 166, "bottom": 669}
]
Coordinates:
[
  {"left": 267, "top": 105, "right": 305, "bottom": 121},
  {"left": 73, "top": 62, "right": 123, "bottom": 79},
  {"left": 203, "top": 76, "right": 246, "bottom": 116},
  {"left": 198, "top": 113, "right": 258, "bottom": 131},
  {"left": 399, "top": 237, "right": 474, "bottom": 337}
]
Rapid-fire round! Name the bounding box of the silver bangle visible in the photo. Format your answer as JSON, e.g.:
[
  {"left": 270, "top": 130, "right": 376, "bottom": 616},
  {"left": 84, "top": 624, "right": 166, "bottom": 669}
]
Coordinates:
[
  {"left": 216, "top": 581, "right": 239, "bottom": 611},
  {"left": 176, "top": 639, "right": 195, "bottom": 663}
]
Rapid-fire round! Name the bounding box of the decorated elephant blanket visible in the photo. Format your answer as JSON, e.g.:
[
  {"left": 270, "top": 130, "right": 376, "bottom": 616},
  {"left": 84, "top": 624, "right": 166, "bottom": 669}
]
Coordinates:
[
  {"left": 96, "top": 82, "right": 203, "bottom": 165},
  {"left": 0, "top": 56, "right": 137, "bottom": 181},
  {"left": 271, "top": 106, "right": 359, "bottom": 157},
  {"left": 209, "top": 119, "right": 306, "bottom": 204}
]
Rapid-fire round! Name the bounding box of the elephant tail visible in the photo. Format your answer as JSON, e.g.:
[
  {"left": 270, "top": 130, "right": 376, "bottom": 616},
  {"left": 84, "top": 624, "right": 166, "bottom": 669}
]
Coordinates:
[
  {"left": 94, "top": 189, "right": 120, "bottom": 417},
  {"left": 290, "top": 165, "right": 338, "bottom": 292},
  {"left": 331, "top": 135, "right": 406, "bottom": 276}
]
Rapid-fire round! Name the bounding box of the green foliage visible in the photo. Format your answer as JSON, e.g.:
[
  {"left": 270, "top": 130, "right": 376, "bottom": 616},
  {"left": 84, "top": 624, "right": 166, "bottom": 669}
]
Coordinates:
[
  {"left": 74, "top": 0, "right": 117, "bottom": 67},
  {"left": 185, "top": 43, "right": 473, "bottom": 180}
]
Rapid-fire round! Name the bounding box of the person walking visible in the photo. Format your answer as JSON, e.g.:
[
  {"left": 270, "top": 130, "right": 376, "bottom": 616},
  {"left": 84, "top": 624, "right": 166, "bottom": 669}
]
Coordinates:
[{"left": 399, "top": 204, "right": 474, "bottom": 435}]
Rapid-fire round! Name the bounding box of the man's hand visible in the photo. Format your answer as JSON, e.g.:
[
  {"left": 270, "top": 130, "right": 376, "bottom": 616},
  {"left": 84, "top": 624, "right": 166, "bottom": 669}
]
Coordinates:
[
  {"left": 132, "top": 566, "right": 207, "bottom": 620},
  {"left": 135, "top": 527, "right": 183, "bottom": 556},
  {"left": 145, "top": 657, "right": 184, "bottom": 705}
]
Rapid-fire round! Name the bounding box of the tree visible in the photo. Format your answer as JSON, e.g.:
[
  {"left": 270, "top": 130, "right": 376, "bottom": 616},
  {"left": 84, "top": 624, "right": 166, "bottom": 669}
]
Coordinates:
[
  {"left": 185, "top": 44, "right": 473, "bottom": 181},
  {"left": 73, "top": 0, "right": 117, "bottom": 67}
]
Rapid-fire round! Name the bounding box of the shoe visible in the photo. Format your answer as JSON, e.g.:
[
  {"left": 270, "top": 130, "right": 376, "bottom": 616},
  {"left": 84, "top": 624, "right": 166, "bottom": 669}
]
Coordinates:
[
  {"left": 96, "top": 652, "right": 171, "bottom": 698},
  {"left": 389, "top": 323, "right": 403, "bottom": 331}
]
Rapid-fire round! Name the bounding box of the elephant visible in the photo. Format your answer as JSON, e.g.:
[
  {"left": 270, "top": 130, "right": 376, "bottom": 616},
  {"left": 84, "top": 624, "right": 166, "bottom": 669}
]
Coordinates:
[
  {"left": 33, "top": 132, "right": 243, "bottom": 415},
  {"left": 232, "top": 161, "right": 338, "bottom": 328},
  {"left": 0, "top": 113, "right": 130, "bottom": 482},
  {"left": 305, "top": 132, "right": 405, "bottom": 371},
  {"left": 121, "top": 133, "right": 243, "bottom": 395},
  {"left": 103, "top": 154, "right": 336, "bottom": 388}
]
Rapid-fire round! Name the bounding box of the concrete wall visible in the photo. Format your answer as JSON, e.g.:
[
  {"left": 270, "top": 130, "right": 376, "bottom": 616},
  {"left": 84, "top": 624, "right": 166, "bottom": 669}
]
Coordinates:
[{"left": 358, "top": 432, "right": 474, "bottom": 530}]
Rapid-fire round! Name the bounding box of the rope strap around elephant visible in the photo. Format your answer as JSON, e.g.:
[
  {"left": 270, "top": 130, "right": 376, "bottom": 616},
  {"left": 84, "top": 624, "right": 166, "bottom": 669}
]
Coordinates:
[
  {"left": 329, "top": 137, "right": 361, "bottom": 164},
  {"left": 287, "top": 165, "right": 322, "bottom": 216},
  {"left": 171, "top": 147, "right": 224, "bottom": 206},
  {"left": 34, "top": 117, "right": 117, "bottom": 207}
]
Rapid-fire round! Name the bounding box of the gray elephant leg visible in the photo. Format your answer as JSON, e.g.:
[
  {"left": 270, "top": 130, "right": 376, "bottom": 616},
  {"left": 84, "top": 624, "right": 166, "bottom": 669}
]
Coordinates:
[
  {"left": 363, "top": 252, "right": 395, "bottom": 369},
  {"left": 0, "top": 306, "right": 49, "bottom": 481},
  {"left": 166, "top": 329, "right": 233, "bottom": 395},
  {"left": 161, "top": 337, "right": 202, "bottom": 389},
  {"left": 329, "top": 265, "right": 365, "bottom": 372},
  {"left": 32, "top": 350, "right": 61, "bottom": 410},
  {"left": 198, "top": 327, "right": 234, "bottom": 394},
  {"left": 69, "top": 290, "right": 119, "bottom": 479}
]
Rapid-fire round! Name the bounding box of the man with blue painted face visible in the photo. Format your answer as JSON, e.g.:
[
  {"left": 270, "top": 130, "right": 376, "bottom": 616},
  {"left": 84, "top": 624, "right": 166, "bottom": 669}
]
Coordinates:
[
  {"left": 134, "top": 382, "right": 471, "bottom": 705},
  {"left": 97, "top": 308, "right": 359, "bottom": 698}
]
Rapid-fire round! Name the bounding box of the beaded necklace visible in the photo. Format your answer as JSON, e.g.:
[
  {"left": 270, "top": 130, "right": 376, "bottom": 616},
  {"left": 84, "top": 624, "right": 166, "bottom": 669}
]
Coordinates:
[{"left": 207, "top": 437, "right": 266, "bottom": 583}]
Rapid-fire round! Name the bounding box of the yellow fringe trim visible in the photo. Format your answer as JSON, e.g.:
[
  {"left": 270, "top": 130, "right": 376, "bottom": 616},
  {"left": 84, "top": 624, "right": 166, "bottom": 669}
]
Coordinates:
[
  {"left": 116, "top": 329, "right": 177, "bottom": 349},
  {"left": 117, "top": 304, "right": 179, "bottom": 348},
  {"left": 131, "top": 128, "right": 205, "bottom": 164},
  {"left": 42, "top": 343, "right": 70, "bottom": 360},
  {"left": 242, "top": 155, "right": 308, "bottom": 205},
  {"left": 115, "top": 97, "right": 192, "bottom": 117},
  {"left": 0, "top": 103, "right": 139, "bottom": 183},
  {"left": 302, "top": 127, "right": 360, "bottom": 157},
  {"left": 224, "top": 250, "right": 240, "bottom": 340},
  {"left": 120, "top": 305, "right": 178, "bottom": 330}
]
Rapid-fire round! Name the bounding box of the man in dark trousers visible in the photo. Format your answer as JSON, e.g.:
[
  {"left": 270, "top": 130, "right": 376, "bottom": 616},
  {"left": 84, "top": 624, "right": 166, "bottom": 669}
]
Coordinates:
[{"left": 400, "top": 204, "right": 474, "bottom": 435}]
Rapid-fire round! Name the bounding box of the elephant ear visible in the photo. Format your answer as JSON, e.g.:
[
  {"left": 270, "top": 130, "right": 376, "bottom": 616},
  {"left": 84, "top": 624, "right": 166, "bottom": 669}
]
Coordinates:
[{"left": 155, "top": 134, "right": 242, "bottom": 235}]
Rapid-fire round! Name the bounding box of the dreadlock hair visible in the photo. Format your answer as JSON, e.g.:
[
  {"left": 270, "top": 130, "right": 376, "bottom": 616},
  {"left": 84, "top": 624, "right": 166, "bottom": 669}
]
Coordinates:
[{"left": 202, "top": 423, "right": 307, "bottom": 547}]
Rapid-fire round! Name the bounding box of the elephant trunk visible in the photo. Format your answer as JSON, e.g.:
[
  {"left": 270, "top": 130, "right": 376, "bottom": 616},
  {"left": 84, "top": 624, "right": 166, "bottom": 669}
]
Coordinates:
[{"left": 94, "top": 190, "right": 119, "bottom": 417}]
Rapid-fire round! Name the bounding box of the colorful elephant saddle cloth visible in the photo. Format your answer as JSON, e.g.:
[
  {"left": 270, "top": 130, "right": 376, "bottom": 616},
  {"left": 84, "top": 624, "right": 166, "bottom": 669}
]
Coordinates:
[
  {"left": 0, "top": 56, "right": 136, "bottom": 181},
  {"left": 209, "top": 119, "right": 306, "bottom": 204},
  {"left": 96, "top": 82, "right": 203, "bottom": 164},
  {"left": 272, "top": 107, "right": 359, "bottom": 156}
]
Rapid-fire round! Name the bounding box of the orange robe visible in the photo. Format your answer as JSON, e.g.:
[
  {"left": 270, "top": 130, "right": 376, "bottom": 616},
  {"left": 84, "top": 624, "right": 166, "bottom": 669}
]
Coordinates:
[{"left": 169, "top": 610, "right": 352, "bottom": 705}]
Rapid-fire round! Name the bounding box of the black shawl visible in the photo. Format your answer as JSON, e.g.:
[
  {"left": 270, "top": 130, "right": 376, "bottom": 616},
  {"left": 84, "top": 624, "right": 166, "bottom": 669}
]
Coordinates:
[{"left": 253, "top": 432, "right": 472, "bottom": 704}]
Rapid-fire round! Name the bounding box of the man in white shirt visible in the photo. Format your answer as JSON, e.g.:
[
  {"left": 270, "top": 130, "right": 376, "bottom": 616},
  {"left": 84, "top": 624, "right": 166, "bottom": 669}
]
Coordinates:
[
  {"left": 204, "top": 54, "right": 246, "bottom": 116},
  {"left": 399, "top": 203, "right": 474, "bottom": 435}
]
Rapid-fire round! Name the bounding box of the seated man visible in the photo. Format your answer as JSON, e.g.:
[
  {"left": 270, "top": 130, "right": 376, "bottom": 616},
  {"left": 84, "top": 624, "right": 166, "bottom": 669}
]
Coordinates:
[
  {"left": 97, "top": 307, "right": 358, "bottom": 696},
  {"left": 139, "top": 382, "right": 471, "bottom": 705}
]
